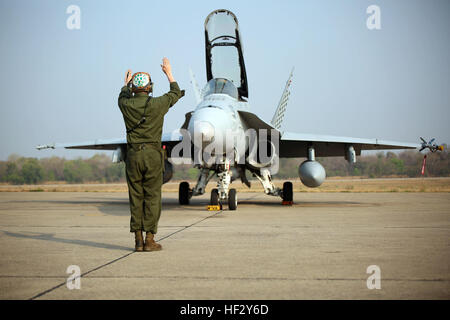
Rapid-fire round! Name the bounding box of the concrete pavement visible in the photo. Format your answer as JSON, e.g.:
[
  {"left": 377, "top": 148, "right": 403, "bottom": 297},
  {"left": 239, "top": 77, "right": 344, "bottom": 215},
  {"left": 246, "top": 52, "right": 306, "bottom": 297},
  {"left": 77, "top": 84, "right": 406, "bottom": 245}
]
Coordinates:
[{"left": 0, "top": 192, "right": 448, "bottom": 299}]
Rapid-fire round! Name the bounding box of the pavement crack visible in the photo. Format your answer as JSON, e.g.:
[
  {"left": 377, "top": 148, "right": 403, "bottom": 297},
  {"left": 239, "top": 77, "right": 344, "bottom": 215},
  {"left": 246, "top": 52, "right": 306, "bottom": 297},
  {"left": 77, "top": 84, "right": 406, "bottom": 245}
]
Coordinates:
[
  {"left": 28, "top": 251, "right": 134, "bottom": 300},
  {"left": 157, "top": 210, "right": 222, "bottom": 242}
]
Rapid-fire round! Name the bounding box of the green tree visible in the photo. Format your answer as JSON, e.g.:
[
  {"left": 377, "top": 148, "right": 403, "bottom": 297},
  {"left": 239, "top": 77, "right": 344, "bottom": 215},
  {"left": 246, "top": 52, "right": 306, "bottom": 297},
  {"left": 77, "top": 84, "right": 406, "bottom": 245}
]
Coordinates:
[
  {"left": 40, "top": 156, "right": 65, "bottom": 181},
  {"left": 63, "top": 159, "right": 93, "bottom": 183},
  {"left": 390, "top": 157, "right": 405, "bottom": 174},
  {"left": 5, "top": 162, "right": 24, "bottom": 184},
  {"left": 105, "top": 163, "right": 125, "bottom": 182},
  {"left": 0, "top": 161, "right": 6, "bottom": 182},
  {"left": 21, "top": 158, "right": 44, "bottom": 184}
]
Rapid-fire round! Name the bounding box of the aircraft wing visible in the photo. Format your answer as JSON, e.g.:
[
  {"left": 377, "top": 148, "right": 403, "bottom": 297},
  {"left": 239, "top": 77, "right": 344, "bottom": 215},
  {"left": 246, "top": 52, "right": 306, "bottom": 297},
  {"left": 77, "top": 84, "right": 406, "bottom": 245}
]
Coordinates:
[
  {"left": 36, "top": 133, "right": 183, "bottom": 151},
  {"left": 279, "top": 131, "right": 420, "bottom": 158},
  {"left": 238, "top": 111, "right": 419, "bottom": 157},
  {"left": 36, "top": 138, "right": 126, "bottom": 151}
]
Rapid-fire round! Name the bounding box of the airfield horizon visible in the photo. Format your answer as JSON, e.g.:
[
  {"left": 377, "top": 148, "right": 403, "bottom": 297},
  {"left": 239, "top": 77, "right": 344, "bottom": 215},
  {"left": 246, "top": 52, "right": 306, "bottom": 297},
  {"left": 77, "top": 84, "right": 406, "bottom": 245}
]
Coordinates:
[{"left": 0, "top": 177, "right": 449, "bottom": 193}]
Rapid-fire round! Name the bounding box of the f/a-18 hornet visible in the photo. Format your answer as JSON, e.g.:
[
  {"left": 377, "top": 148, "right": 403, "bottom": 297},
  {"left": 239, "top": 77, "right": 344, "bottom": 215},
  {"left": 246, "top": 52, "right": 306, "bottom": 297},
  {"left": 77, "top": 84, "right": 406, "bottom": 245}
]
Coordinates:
[{"left": 38, "top": 9, "right": 440, "bottom": 210}]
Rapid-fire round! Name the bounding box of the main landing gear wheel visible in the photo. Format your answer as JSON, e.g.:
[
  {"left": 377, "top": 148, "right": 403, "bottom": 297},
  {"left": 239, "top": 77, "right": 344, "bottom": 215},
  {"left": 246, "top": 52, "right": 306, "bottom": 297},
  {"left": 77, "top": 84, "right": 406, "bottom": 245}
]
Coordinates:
[
  {"left": 179, "top": 181, "right": 190, "bottom": 205},
  {"left": 210, "top": 188, "right": 219, "bottom": 205},
  {"left": 282, "top": 181, "right": 293, "bottom": 202},
  {"left": 228, "top": 188, "right": 237, "bottom": 210}
]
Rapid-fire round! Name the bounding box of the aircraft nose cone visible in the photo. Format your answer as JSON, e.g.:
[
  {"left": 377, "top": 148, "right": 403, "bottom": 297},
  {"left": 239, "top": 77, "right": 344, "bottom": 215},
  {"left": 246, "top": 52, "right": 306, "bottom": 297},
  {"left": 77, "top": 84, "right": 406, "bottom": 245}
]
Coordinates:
[
  {"left": 196, "top": 121, "right": 215, "bottom": 142},
  {"left": 188, "top": 106, "right": 236, "bottom": 153}
]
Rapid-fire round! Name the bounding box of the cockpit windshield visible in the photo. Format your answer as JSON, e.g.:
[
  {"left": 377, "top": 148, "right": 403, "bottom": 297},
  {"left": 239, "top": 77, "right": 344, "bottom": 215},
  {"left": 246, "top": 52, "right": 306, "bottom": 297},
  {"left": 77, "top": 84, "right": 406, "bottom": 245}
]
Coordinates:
[
  {"left": 204, "top": 10, "right": 248, "bottom": 99},
  {"left": 203, "top": 78, "right": 238, "bottom": 99}
]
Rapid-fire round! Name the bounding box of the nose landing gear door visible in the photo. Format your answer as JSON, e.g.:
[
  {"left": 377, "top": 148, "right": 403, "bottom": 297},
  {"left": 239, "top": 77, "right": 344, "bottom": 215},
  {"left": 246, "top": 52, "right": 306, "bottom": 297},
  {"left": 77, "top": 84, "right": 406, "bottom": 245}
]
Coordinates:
[{"left": 204, "top": 9, "right": 248, "bottom": 100}]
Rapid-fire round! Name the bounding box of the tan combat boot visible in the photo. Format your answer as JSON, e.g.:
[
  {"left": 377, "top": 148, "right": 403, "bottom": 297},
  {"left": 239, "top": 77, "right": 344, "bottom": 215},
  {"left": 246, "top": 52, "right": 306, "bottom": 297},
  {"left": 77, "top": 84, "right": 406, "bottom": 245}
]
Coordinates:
[
  {"left": 134, "top": 231, "right": 144, "bottom": 252},
  {"left": 144, "top": 232, "right": 162, "bottom": 252}
]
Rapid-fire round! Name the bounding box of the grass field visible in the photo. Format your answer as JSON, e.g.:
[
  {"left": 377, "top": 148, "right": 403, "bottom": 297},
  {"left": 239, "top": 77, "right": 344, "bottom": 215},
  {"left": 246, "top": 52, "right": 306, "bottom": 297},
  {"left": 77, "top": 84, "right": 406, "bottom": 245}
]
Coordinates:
[{"left": 0, "top": 177, "right": 449, "bottom": 193}]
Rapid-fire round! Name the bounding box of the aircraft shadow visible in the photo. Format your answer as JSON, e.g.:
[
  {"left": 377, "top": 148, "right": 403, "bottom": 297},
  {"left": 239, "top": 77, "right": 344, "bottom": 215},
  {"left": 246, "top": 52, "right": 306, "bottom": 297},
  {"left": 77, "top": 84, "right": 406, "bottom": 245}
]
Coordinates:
[
  {"left": 238, "top": 200, "right": 365, "bottom": 207},
  {"left": 7, "top": 196, "right": 368, "bottom": 218},
  {"left": 13, "top": 197, "right": 221, "bottom": 216}
]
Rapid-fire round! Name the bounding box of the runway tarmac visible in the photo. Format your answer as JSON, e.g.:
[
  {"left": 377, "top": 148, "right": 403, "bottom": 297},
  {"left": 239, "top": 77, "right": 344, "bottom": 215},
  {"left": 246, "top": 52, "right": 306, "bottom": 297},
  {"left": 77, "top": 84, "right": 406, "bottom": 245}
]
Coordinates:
[{"left": 0, "top": 191, "right": 448, "bottom": 299}]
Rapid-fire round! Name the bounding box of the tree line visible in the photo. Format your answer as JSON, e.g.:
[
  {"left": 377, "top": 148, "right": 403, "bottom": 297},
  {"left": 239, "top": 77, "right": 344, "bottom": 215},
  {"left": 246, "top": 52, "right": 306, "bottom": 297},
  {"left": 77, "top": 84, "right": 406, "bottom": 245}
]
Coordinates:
[
  {"left": 0, "top": 149, "right": 448, "bottom": 185},
  {"left": 0, "top": 154, "right": 125, "bottom": 184}
]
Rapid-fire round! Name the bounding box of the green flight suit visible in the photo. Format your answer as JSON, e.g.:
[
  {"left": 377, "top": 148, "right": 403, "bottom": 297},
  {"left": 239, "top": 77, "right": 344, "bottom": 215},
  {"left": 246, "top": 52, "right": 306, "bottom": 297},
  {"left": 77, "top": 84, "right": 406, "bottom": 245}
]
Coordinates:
[{"left": 118, "top": 82, "right": 182, "bottom": 233}]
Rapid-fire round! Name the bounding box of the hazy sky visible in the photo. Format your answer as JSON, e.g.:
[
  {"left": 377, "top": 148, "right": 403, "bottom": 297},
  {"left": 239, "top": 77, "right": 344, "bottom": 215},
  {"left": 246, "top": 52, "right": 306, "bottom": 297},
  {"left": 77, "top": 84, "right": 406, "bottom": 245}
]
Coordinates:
[{"left": 0, "top": 0, "right": 449, "bottom": 160}]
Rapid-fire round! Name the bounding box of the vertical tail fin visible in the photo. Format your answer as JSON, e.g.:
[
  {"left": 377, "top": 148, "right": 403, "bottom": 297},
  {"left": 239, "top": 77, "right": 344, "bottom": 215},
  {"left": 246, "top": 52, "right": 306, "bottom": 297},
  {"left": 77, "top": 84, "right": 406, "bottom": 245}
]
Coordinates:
[
  {"left": 271, "top": 67, "right": 294, "bottom": 130},
  {"left": 189, "top": 67, "right": 201, "bottom": 104}
]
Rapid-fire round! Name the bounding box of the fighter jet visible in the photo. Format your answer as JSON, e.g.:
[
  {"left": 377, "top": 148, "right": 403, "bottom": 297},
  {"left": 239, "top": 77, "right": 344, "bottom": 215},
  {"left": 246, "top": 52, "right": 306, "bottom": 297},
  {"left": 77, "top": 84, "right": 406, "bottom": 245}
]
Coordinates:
[{"left": 38, "top": 9, "right": 433, "bottom": 210}]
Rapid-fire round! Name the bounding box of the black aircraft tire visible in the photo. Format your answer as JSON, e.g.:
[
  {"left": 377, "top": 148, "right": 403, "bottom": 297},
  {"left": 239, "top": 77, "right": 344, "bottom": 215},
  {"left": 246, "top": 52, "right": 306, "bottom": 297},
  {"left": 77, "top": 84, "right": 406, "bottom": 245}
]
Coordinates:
[
  {"left": 179, "top": 181, "right": 190, "bottom": 205},
  {"left": 282, "top": 181, "right": 293, "bottom": 202},
  {"left": 210, "top": 188, "right": 219, "bottom": 205},
  {"left": 228, "top": 189, "right": 237, "bottom": 210}
]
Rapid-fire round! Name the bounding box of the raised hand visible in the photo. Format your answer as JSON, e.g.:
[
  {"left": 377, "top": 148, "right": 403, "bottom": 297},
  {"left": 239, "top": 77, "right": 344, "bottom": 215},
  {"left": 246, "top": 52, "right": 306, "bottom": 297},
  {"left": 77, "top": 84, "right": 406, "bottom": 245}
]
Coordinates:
[
  {"left": 125, "top": 69, "right": 132, "bottom": 85},
  {"left": 161, "top": 58, "right": 171, "bottom": 75},
  {"left": 161, "top": 58, "right": 175, "bottom": 82}
]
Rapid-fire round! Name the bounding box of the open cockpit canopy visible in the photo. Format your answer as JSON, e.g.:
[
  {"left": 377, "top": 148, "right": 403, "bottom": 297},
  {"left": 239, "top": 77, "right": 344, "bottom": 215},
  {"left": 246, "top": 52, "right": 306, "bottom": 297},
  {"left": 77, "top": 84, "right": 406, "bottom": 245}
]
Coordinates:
[{"left": 204, "top": 9, "right": 248, "bottom": 100}]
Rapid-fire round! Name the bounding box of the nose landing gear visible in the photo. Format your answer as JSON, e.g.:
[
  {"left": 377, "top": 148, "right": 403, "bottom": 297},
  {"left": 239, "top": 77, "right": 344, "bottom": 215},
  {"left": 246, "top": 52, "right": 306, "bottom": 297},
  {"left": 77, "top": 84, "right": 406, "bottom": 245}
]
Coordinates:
[
  {"left": 210, "top": 188, "right": 219, "bottom": 205},
  {"left": 228, "top": 188, "right": 237, "bottom": 210},
  {"left": 210, "top": 160, "right": 238, "bottom": 210},
  {"left": 209, "top": 187, "right": 237, "bottom": 210},
  {"left": 179, "top": 160, "right": 238, "bottom": 210}
]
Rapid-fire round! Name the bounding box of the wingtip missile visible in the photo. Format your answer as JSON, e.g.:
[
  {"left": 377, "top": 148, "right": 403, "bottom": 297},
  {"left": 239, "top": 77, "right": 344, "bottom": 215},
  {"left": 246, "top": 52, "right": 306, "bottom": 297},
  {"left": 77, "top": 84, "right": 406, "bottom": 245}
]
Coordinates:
[
  {"left": 419, "top": 137, "right": 444, "bottom": 153},
  {"left": 419, "top": 137, "right": 444, "bottom": 175},
  {"left": 36, "top": 144, "right": 55, "bottom": 150}
]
